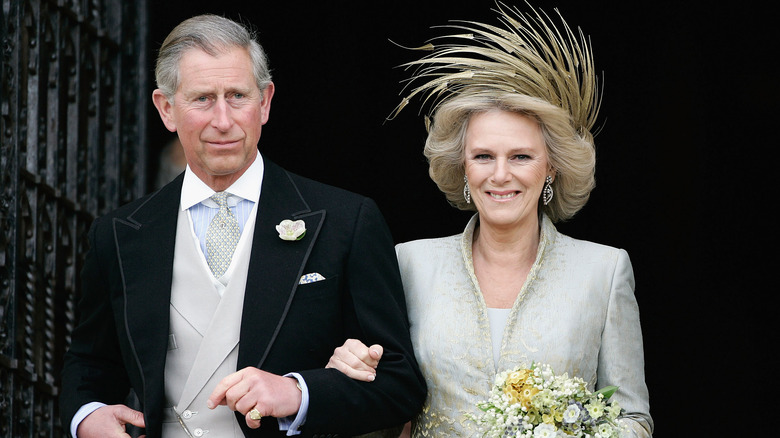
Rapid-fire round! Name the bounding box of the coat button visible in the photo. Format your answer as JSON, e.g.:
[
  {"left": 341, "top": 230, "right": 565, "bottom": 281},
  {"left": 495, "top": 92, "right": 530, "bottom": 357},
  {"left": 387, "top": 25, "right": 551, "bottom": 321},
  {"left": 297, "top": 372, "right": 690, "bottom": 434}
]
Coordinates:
[
  {"left": 193, "top": 428, "right": 204, "bottom": 437},
  {"left": 182, "top": 410, "right": 193, "bottom": 419}
]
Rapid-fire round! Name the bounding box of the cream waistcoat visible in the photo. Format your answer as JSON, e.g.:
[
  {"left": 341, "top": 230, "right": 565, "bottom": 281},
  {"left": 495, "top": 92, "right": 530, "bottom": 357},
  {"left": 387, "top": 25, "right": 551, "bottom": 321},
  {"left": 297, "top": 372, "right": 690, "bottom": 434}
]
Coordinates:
[{"left": 161, "top": 204, "right": 257, "bottom": 437}]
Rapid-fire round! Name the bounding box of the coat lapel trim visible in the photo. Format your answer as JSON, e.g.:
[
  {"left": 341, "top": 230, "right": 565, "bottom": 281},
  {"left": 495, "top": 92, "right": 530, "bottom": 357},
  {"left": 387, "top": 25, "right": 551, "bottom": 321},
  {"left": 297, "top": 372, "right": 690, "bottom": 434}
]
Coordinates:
[
  {"left": 237, "top": 160, "right": 325, "bottom": 370},
  {"left": 257, "top": 209, "right": 325, "bottom": 369},
  {"left": 112, "top": 175, "right": 182, "bottom": 419}
]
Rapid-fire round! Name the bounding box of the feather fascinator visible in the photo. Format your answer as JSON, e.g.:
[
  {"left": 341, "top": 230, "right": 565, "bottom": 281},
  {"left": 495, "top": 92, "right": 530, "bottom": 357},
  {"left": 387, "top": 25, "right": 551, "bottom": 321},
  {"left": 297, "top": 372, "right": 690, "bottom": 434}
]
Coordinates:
[{"left": 391, "top": 1, "right": 601, "bottom": 137}]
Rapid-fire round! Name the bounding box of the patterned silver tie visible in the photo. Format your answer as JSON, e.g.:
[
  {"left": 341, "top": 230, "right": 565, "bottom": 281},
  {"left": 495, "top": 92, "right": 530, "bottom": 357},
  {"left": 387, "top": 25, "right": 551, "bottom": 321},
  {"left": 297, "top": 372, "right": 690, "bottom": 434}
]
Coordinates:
[{"left": 205, "top": 191, "right": 240, "bottom": 277}]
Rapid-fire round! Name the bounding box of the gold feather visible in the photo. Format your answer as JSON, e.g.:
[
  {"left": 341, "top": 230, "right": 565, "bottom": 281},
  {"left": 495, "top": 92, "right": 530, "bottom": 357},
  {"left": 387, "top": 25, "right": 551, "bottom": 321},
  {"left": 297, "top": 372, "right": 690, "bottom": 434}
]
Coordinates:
[{"left": 389, "top": 1, "right": 601, "bottom": 135}]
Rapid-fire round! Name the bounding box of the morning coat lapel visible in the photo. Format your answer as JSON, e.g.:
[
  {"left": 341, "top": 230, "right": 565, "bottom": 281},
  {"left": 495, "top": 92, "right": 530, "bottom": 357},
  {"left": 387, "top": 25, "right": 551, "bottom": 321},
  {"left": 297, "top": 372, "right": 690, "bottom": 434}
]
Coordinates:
[
  {"left": 112, "top": 174, "right": 182, "bottom": 411},
  {"left": 237, "top": 159, "right": 326, "bottom": 370}
]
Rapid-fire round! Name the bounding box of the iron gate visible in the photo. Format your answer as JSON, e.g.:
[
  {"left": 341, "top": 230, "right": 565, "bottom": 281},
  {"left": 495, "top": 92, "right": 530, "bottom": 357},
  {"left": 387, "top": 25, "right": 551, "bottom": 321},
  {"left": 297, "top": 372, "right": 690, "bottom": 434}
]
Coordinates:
[{"left": 1, "top": 0, "right": 148, "bottom": 436}]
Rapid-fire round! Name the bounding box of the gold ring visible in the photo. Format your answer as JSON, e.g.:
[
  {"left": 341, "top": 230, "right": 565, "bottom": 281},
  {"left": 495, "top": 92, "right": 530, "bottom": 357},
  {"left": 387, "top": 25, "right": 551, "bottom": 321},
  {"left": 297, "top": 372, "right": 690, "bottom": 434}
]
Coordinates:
[{"left": 248, "top": 408, "right": 262, "bottom": 420}]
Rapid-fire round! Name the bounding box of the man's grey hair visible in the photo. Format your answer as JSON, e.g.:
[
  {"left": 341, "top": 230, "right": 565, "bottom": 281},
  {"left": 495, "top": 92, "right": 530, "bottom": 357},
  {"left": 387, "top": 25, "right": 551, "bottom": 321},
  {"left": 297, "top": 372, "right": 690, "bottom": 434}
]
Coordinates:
[{"left": 155, "top": 14, "right": 272, "bottom": 100}]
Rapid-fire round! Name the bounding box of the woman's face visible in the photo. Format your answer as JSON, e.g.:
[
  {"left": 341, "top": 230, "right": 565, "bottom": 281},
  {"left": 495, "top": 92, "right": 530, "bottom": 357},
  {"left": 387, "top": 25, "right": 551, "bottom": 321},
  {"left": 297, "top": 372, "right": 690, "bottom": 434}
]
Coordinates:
[{"left": 464, "top": 110, "right": 553, "bottom": 232}]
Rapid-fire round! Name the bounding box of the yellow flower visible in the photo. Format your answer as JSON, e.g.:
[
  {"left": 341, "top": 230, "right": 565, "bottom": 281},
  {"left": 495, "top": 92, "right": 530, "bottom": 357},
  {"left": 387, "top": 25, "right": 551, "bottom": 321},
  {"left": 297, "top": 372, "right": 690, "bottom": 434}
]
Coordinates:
[
  {"left": 505, "top": 369, "right": 532, "bottom": 387},
  {"left": 505, "top": 386, "right": 522, "bottom": 405},
  {"left": 541, "top": 407, "right": 564, "bottom": 427},
  {"left": 553, "top": 407, "right": 564, "bottom": 423},
  {"left": 525, "top": 411, "right": 540, "bottom": 425},
  {"left": 518, "top": 386, "right": 539, "bottom": 410},
  {"left": 504, "top": 368, "right": 534, "bottom": 405}
]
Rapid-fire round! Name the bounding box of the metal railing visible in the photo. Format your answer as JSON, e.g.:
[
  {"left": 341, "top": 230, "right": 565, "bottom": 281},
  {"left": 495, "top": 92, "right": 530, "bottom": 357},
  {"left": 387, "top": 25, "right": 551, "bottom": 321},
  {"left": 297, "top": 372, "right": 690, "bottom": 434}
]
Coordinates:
[{"left": 1, "top": 0, "right": 148, "bottom": 435}]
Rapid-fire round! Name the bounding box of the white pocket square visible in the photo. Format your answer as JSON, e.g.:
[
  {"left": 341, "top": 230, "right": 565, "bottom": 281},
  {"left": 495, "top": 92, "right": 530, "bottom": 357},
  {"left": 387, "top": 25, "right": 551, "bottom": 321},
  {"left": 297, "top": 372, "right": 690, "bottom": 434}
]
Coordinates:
[{"left": 299, "top": 272, "right": 326, "bottom": 284}]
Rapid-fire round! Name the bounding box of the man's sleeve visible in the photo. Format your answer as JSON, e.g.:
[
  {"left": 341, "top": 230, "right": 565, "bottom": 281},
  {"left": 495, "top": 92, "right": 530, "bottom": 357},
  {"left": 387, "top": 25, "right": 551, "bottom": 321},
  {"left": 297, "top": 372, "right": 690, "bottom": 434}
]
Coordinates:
[
  {"left": 297, "top": 198, "right": 426, "bottom": 435},
  {"left": 59, "top": 218, "right": 132, "bottom": 429}
]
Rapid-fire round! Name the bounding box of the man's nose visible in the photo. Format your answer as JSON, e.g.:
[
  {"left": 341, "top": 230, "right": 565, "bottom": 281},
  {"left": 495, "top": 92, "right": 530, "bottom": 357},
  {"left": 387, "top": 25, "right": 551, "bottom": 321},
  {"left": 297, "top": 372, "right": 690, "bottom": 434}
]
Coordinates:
[{"left": 211, "top": 99, "right": 233, "bottom": 131}]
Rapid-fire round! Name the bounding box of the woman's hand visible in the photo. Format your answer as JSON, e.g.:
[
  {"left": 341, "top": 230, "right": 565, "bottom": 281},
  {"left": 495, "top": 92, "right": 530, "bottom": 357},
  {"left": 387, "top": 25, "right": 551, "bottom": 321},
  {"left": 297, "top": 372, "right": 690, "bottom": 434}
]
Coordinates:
[{"left": 326, "top": 338, "right": 383, "bottom": 382}]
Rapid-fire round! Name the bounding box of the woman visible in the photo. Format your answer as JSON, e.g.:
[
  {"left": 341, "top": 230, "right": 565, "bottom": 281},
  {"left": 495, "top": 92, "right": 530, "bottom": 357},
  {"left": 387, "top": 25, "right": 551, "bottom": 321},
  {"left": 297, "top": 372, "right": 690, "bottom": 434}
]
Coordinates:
[{"left": 329, "top": 4, "right": 652, "bottom": 437}]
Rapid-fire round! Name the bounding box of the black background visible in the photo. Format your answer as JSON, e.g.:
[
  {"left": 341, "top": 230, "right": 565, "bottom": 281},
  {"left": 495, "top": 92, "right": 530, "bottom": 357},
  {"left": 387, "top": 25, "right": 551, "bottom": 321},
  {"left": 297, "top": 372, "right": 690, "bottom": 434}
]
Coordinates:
[{"left": 147, "top": 1, "right": 776, "bottom": 434}]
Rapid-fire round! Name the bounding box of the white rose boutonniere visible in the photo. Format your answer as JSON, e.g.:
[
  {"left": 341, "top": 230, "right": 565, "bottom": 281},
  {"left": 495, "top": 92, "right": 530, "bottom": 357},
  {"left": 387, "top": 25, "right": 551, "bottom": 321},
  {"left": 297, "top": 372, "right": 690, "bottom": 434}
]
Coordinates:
[{"left": 276, "top": 219, "right": 306, "bottom": 241}]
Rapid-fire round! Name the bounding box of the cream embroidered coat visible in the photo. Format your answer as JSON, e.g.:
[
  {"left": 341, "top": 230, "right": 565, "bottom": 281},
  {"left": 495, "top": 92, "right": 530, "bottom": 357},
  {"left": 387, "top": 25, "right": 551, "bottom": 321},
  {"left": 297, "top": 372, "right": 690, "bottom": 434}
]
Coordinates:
[{"left": 397, "top": 215, "right": 653, "bottom": 437}]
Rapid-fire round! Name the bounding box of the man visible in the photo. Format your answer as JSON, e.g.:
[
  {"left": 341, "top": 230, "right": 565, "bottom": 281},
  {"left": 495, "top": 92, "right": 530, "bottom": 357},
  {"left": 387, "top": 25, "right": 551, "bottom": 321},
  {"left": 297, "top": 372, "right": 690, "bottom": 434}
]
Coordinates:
[{"left": 59, "top": 14, "right": 425, "bottom": 437}]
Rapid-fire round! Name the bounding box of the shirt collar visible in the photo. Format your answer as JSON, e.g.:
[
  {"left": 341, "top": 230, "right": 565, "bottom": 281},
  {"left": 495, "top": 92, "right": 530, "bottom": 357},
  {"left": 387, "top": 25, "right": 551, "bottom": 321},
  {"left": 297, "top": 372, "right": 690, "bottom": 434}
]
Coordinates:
[{"left": 180, "top": 153, "right": 264, "bottom": 210}]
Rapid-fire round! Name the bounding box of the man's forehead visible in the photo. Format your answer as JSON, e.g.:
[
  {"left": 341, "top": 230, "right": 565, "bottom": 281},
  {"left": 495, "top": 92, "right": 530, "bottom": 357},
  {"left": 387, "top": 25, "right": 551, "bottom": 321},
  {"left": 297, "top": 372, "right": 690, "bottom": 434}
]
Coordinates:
[
  {"left": 178, "top": 45, "right": 251, "bottom": 65},
  {"left": 176, "top": 48, "right": 255, "bottom": 86}
]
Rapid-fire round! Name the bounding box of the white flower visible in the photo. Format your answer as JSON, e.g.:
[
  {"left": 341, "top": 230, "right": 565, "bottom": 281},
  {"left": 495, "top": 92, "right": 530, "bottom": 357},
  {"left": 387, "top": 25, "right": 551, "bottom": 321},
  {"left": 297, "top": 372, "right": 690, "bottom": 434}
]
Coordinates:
[
  {"left": 587, "top": 400, "right": 606, "bottom": 420},
  {"left": 533, "top": 424, "right": 557, "bottom": 438},
  {"left": 562, "top": 404, "right": 581, "bottom": 424},
  {"left": 276, "top": 219, "right": 306, "bottom": 241},
  {"left": 605, "top": 403, "right": 622, "bottom": 419},
  {"left": 598, "top": 423, "right": 614, "bottom": 433}
]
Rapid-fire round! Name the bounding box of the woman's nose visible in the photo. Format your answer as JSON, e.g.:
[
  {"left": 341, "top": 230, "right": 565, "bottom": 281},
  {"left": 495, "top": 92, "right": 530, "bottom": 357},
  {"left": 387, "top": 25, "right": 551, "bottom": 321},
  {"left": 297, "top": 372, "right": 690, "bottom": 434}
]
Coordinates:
[{"left": 491, "top": 159, "right": 511, "bottom": 183}]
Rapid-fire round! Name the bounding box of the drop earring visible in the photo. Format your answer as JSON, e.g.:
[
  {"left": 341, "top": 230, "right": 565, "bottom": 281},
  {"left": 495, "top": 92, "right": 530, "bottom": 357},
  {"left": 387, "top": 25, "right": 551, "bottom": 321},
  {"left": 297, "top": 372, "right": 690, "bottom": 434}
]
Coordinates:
[
  {"left": 542, "top": 175, "right": 554, "bottom": 205},
  {"left": 463, "top": 175, "right": 471, "bottom": 204}
]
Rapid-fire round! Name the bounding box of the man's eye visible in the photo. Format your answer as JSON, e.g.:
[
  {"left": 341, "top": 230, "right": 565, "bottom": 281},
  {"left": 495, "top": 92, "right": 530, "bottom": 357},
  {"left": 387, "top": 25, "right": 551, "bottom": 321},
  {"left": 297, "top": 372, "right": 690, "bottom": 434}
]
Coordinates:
[
  {"left": 197, "top": 96, "right": 209, "bottom": 102},
  {"left": 233, "top": 93, "right": 244, "bottom": 99}
]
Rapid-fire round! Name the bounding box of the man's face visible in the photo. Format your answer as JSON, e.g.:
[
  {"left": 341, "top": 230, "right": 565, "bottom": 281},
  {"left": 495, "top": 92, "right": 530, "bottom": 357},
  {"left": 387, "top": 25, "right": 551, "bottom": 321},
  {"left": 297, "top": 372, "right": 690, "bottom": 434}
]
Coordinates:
[{"left": 153, "top": 46, "right": 274, "bottom": 190}]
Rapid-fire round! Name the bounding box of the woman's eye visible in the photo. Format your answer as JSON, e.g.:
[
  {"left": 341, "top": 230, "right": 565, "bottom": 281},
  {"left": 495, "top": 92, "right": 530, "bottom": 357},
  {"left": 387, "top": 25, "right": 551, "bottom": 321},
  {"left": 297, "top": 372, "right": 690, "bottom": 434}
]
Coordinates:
[{"left": 474, "top": 154, "right": 492, "bottom": 160}]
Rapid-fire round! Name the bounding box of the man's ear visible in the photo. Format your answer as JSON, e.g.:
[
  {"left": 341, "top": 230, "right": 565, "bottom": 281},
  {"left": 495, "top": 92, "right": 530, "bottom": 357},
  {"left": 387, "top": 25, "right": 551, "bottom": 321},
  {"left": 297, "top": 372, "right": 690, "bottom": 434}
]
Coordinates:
[
  {"left": 152, "top": 89, "right": 177, "bottom": 132},
  {"left": 258, "top": 82, "right": 275, "bottom": 125}
]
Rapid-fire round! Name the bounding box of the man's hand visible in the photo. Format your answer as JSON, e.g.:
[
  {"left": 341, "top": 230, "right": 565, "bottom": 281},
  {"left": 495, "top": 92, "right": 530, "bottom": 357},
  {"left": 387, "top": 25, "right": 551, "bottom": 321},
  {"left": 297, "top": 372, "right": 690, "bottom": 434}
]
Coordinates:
[
  {"left": 207, "top": 367, "right": 302, "bottom": 429},
  {"left": 76, "top": 404, "right": 146, "bottom": 438},
  {"left": 326, "top": 338, "right": 384, "bottom": 382}
]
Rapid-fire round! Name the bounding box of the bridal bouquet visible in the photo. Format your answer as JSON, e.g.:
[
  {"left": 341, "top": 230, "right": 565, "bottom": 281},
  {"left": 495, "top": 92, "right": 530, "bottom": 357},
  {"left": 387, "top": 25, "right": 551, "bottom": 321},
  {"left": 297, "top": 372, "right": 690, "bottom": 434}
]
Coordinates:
[{"left": 470, "top": 363, "right": 624, "bottom": 437}]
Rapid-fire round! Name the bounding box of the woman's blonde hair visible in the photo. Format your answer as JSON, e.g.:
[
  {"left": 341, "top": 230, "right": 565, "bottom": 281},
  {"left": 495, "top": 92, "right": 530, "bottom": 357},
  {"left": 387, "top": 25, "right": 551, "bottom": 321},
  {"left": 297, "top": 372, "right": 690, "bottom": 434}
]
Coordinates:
[{"left": 424, "top": 90, "right": 595, "bottom": 222}]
